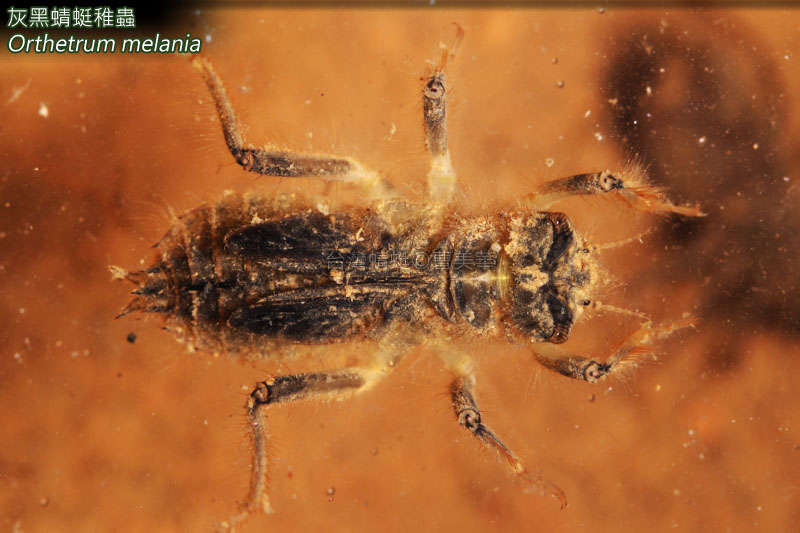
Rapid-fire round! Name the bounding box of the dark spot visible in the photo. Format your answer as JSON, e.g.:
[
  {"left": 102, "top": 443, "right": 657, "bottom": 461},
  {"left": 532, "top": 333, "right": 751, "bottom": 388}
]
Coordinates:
[{"left": 126, "top": 332, "right": 137, "bottom": 344}]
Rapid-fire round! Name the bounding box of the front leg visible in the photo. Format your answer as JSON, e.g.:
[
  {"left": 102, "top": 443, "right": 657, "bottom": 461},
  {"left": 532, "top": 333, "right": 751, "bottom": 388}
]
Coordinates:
[
  {"left": 532, "top": 317, "right": 696, "bottom": 382},
  {"left": 450, "top": 374, "right": 568, "bottom": 509},
  {"left": 525, "top": 164, "right": 705, "bottom": 217}
]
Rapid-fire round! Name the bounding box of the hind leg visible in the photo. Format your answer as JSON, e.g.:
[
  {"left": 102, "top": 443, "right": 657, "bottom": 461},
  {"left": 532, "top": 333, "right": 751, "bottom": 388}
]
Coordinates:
[
  {"left": 219, "top": 345, "right": 405, "bottom": 532},
  {"left": 193, "top": 57, "right": 393, "bottom": 198}
]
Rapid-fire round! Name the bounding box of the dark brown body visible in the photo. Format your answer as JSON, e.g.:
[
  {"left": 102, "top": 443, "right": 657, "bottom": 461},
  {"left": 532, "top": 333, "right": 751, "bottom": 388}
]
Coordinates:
[{"left": 122, "top": 194, "right": 589, "bottom": 354}]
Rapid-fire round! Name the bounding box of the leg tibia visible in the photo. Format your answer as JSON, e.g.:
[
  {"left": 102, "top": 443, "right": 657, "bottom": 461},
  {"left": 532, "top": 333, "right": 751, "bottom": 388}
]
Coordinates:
[
  {"left": 450, "top": 375, "right": 567, "bottom": 508},
  {"left": 533, "top": 317, "right": 696, "bottom": 383}
]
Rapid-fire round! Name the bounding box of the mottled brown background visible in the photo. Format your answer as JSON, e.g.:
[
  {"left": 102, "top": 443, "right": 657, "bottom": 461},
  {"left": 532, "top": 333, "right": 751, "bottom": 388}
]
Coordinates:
[{"left": 2, "top": 7, "right": 799, "bottom": 533}]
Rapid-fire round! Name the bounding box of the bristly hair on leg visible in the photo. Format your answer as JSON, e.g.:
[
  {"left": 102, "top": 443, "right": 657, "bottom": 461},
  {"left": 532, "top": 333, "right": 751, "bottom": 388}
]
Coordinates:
[{"left": 614, "top": 158, "right": 706, "bottom": 217}]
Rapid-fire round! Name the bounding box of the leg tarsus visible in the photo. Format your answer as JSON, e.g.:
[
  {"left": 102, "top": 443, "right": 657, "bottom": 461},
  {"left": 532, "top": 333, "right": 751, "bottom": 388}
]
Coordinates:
[
  {"left": 525, "top": 164, "right": 705, "bottom": 217},
  {"left": 450, "top": 376, "right": 568, "bottom": 509},
  {"left": 192, "top": 56, "right": 392, "bottom": 196},
  {"left": 533, "top": 316, "right": 697, "bottom": 382},
  {"left": 217, "top": 343, "right": 405, "bottom": 529},
  {"left": 423, "top": 26, "right": 463, "bottom": 203}
]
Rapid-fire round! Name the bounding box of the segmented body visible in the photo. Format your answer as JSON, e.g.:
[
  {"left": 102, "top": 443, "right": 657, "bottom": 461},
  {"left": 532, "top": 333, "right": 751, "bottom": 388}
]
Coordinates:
[{"left": 124, "top": 194, "right": 592, "bottom": 354}]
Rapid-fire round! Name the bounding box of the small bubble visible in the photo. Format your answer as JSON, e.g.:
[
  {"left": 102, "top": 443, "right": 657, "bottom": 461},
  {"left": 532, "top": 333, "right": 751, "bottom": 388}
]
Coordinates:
[
  {"left": 594, "top": 132, "right": 604, "bottom": 142},
  {"left": 646, "top": 86, "right": 653, "bottom": 96},
  {"left": 752, "top": 143, "right": 759, "bottom": 150},
  {"left": 38, "top": 102, "right": 49, "bottom": 118},
  {"left": 556, "top": 80, "right": 565, "bottom": 88},
  {"left": 698, "top": 136, "right": 707, "bottom": 145},
  {"left": 783, "top": 176, "right": 790, "bottom": 182},
  {"left": 545, "top": 158, "right": 554, "bottom": 168}
]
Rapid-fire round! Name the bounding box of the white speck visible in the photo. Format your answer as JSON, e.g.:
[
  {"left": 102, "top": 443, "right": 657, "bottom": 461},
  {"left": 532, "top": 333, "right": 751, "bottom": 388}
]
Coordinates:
[
  {"left": 203, "top": 419, "right": 208, "bottom": 425},
  {"left": 784, "top": 54, "right": 791, "bottom": 60},
  {"left": 782, "top": 176, "right": 790, "bottom": 182},
  {"left": 584, "top": 109, "right": 591, "bottom": 118},
  {"left": 385, "top": 122, "right": 397, "bottom": 141},
  {"left": 655, "top": 384, "right": 662, "bottom": 391},
  {"left": 646, "top": 86, "right": 653, "bottom": 96},
  {"left": 204, "top": 34, "right": 212, "bottom": 43},
  {"left": 545, "top": 158, "right": 554, "bottom": 168},
  {"left": 752, "top": 143, "right": 759, "bottom": 150},
  {"left": 594, "top": 132, "right": 604, "bottom": 141},
  {"left": 38, "top": 102, "right": 49, "bottom": 118},
  {"left": 18, "top": 308, "right": 25, "bottom": 314},
  {"left": 556, "top": 80, "right": 565, "bottom": 88},
  {"left": 688, "top": 429, "right": 695, "bottom": 436},
  {"left": 698, "top": 136, "right": 707, "bottom": 145},
  {"left": 13, "top": 353, "right": 22, "bottom": 363},
  {"left": 6, "top": 78, "right": 31, "bottom": 105},
  {"left": 607, "top": 386, "right": 613, "bottom": 391},
  {"left": 306, "top": 131, "right": 313, "bottom": 139},
  {"left": 574, "top": 424, "right": 580, "bottom": 430},
  {"left": 731, "top": 419, "right": 736, "bottom": 423},
  {"left": 659, "top": 67, "right": 666, "bottom": 73},
  {"left": 698, "top": 453, "right": 705, "bottom": 460},
  {"left": 304, "top": 99, "right": 311, "bottom": 105}
]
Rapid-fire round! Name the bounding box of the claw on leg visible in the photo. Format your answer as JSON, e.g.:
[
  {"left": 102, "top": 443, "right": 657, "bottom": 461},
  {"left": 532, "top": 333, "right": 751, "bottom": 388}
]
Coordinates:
[
  {"left": 450, "top": 376, "right": 568, "bottom": 509},
  {"left": 524, "top": 162, "right": 705, "bottom": 217},
  {"left": 533, "top": 316, "right": 697, "bottom": 382}
]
